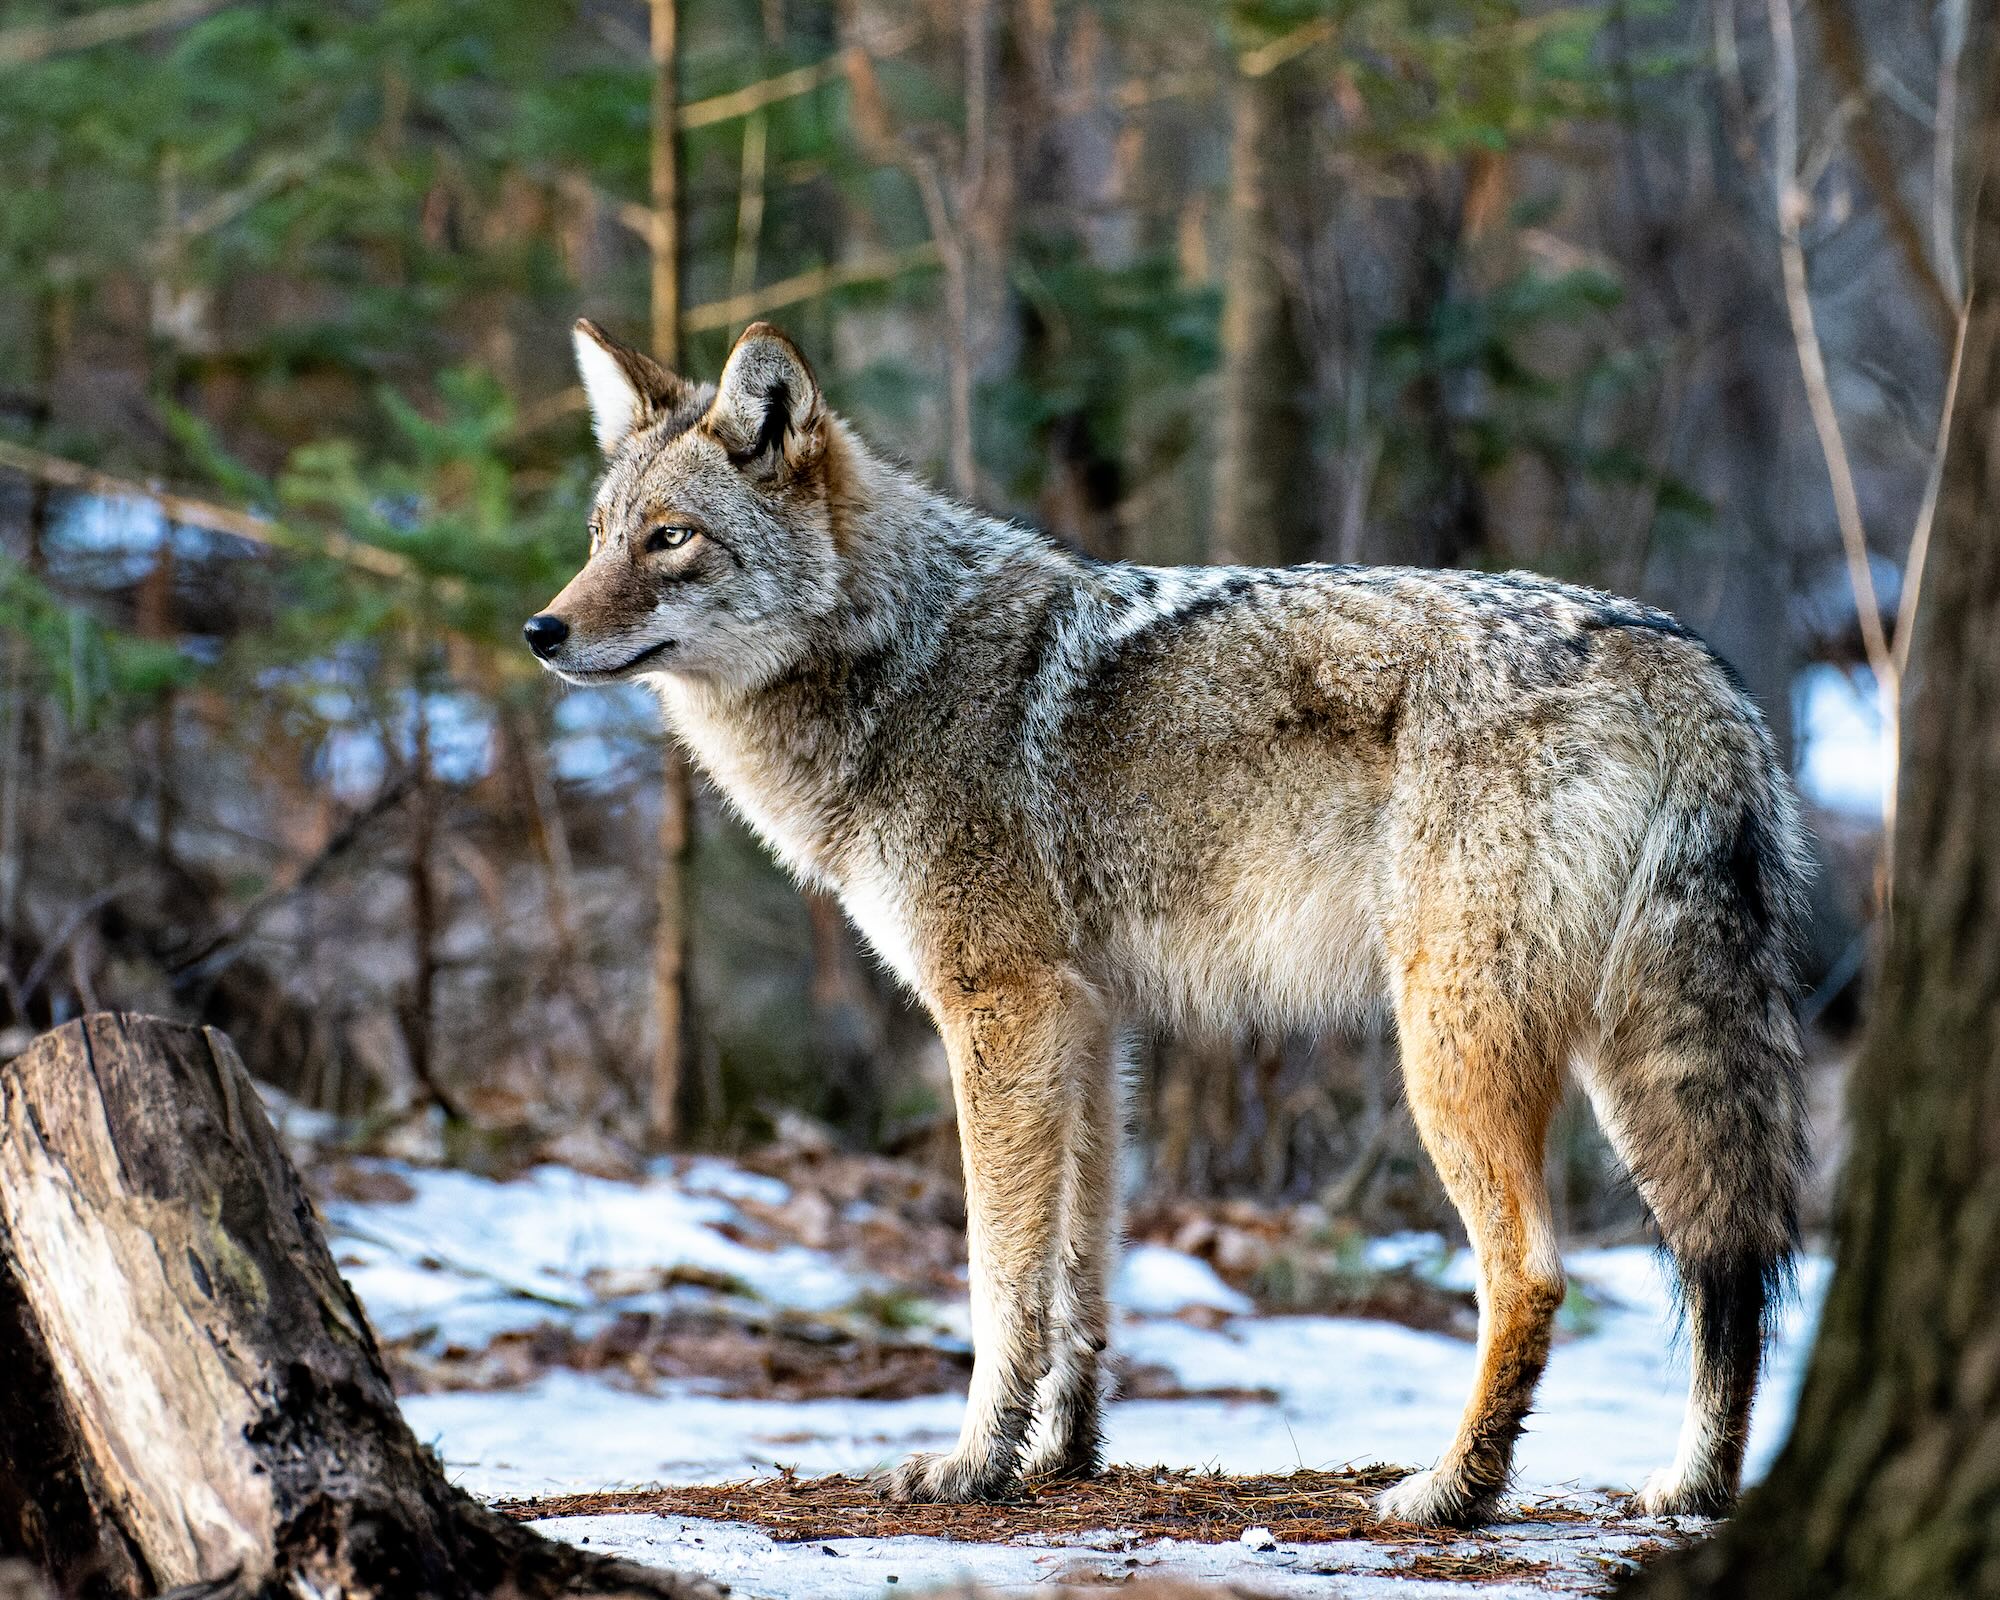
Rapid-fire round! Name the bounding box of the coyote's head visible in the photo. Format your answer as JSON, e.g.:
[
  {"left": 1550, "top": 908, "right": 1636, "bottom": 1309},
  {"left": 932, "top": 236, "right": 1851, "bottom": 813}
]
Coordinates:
[{"left": 525, "top": 319, "right": 843, "bottom": 689}]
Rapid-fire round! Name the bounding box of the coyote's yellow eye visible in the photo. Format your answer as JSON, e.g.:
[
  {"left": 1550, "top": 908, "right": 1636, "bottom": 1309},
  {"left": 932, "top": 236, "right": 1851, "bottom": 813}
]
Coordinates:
[{"left": 645, "top": 524, "right": 697, "bottom": 553}]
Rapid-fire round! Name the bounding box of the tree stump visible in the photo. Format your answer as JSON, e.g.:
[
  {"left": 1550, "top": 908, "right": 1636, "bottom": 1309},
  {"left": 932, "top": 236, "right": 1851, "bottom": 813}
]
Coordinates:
[{"left": 0, "top": 1013, "right": 717, "bottom": 1600}]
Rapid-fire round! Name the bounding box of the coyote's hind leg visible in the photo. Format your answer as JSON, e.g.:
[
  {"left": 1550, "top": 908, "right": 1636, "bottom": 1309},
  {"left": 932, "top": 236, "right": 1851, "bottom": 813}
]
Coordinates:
[{"left": 1375, "top": 975, "right": 1565, "bottom": 1528}]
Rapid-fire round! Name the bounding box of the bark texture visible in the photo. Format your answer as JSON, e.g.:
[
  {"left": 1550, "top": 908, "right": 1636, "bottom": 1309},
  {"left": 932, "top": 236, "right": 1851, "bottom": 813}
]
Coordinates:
[
  {"left": 648, "top": 0, "right": 696, "bottom": 1148},
  {"left": 0, "top": 1013, "right": 715, "bottom": 1600},
  {"left": 1625, "top": 42, "right": 2000, "bottom": 1600},
  {"left": 1212, "top": 44, "right": 1315, "bottom": 568}
]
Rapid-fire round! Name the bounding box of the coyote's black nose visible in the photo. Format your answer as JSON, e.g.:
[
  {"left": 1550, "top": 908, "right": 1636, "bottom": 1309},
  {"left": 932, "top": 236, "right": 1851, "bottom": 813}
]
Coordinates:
[{"left": 523, "top": 614, "right": 569, "bottom": 657}]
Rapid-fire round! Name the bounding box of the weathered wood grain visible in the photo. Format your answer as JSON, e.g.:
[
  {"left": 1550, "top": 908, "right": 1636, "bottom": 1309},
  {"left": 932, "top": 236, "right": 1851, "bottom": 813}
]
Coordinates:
[{"left": 0, "top": 1013, "right": 717, "bottom": 1600}]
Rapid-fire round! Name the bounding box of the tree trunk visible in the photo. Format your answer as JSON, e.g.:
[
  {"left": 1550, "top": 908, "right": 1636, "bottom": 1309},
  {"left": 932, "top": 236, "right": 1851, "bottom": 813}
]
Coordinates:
[
  {"left": 404, "top": 675, "right": 457, "bottom": 1120},
  {"left": 1154, "top": 22, "right": 1320, "bottom": 1193},
  {"left": 1212, "top": 36, "right": 1315, "bottom": 568},
  {"left": 1626, "top": 39, "right": 2000, "bottom": 1598},
  {"left": 804, "top": 887, "right": 885, "bottom": 1141},
  {"left": 0, "top": 1013, "right": 714, "bottom": 1600},
  {"left": 651, "top": 757, "right": 693, "bottom": 1146},
  {"left": 648, "top": 0, "right": 681, "bottom": 371},
  {"left": 648, "top": 0, "right": 695, "bottom": 1148},
  {"left": 1, "top": 315, "right": 55, "bottom": 1023}
]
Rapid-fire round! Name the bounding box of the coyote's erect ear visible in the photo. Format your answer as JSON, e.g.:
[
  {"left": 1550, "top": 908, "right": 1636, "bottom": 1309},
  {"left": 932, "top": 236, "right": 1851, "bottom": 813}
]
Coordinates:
[
  {"left": 572, "top": 318, "right": 694, "bottom": 457},
  {"left": 703, "top": 322, "right": 825, "bottom": 480}
]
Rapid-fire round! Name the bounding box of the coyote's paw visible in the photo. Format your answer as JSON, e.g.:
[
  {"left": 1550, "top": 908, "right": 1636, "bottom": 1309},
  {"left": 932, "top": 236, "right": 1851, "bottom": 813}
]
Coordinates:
[
  {"left": 1632, "top": 1467, "right": 1733, "bottom": 1519},
  {"left": 879, "top": 1449, "right": 1022, "bottom": 1504},
  {"left": 1021, "top": 1426, "right": 1104, "bottom": 1485},
  {"left": 1373, "top": 1467, "right": 1502, "bottom": 1529}
]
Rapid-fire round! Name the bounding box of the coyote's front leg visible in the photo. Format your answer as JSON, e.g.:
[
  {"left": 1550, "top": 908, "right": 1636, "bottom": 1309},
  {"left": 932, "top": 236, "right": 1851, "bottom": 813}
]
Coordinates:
[
  {"left": 1022, "top": 1033, "right": 1121, "bottom": 1482},
  {"left": 885, "top": 969, "right": 1105, "bottom": 1503}
]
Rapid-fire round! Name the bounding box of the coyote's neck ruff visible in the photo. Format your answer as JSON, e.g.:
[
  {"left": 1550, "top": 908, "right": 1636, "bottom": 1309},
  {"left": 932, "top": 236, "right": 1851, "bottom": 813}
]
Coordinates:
[{"left": 531, "top": 319, "right": 1808, "bottom": 1527}]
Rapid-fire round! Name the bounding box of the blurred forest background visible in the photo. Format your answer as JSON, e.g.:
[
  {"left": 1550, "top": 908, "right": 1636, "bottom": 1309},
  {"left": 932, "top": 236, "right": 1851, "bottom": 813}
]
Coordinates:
[{"left": 0, "top": 0, "right": 1965, "bottom": 1240}]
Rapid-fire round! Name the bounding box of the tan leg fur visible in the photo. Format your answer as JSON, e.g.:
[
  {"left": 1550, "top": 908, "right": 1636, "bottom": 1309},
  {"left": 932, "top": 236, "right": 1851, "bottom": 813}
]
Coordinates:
[
  {"left": 886, "top": 970, "right": 1112, "bottom": 1502},
  {"left": 1375, "top": 959, "right": 1567, "bottom": 1527},
  {"left": 1023, "top": 1033, "right": 1123, "bottom": 1480}
]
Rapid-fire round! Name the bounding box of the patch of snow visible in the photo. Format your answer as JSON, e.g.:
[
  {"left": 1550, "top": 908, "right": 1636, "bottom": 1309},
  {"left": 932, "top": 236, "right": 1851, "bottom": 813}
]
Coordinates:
[
  {"left": 1111, "top": 1243, "right": 1255, "bottom": 1316},
  {"left": 334, "top": 1151, "right": 1830, "bottom": 1597},
  {"left": 409, "top": 1371, "right": 966, "bottom": 1496},
  {"left": 400, "top": 1247, "right": 1826, "bottom": 1504},
  {"left": 530, "top": 1509, "right": 1673, "bottom": 1599},
  {"left": 1360, "top": 1231, "right": 1451, "bottom": 1274},
  {"left": 1795, "top": 663, "right": 1889, "bottom": 818},
  {"left": 667, "top": 1157, "right": 791, "bottom": 1207},
  {"left": 327, "top": 1161, "right": 863, "bottom": 1345},
  {"left": 255, "top": 1083, "right": 343, "bottom": 1147}
]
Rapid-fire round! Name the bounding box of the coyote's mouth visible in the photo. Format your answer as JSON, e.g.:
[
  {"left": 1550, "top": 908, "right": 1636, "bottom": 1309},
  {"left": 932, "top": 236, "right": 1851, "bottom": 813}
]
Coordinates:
[{"left": 550, "top": 637, "right": 676, "bottom": 682}]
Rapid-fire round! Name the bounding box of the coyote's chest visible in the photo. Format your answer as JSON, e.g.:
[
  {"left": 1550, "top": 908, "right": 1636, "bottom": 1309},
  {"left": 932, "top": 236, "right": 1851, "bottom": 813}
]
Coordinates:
[
  {"left": 656, "top": 677, "right": 927, "bottom": 986},
  {"left": 655, "top": 679, "right": 838, "bottom": 879}
]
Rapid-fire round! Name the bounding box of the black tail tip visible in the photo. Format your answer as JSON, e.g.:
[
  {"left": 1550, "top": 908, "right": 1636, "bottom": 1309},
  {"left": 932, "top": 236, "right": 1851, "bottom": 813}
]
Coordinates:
[{"left": 1669, "top": 1239, "right": 1796, "bottom": 1375}]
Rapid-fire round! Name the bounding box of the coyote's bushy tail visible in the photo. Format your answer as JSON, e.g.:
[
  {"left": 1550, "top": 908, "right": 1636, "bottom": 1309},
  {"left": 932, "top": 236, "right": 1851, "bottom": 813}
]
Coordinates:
[{"left": 1590, "top": 716, "right": 1810, "bottom": 1507}]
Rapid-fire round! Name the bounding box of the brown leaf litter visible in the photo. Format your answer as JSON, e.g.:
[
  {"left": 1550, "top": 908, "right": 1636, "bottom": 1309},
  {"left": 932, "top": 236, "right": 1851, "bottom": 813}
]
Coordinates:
[
  {"left": 499, "top": 1464, "right": 1587, "bottom": 1550},
  {"left": 383, "top": 1306, "right": 975, "bottom": 1400},
  {"left": 380, "top": 1297, "right": 1272, "bottom": 1404},
  {"left": 1395, "top": 1550, "right": 1555, "bottom": 1585},
  {"left": 496, "top": 1470, "right": 1697, "bottom": 1594}
]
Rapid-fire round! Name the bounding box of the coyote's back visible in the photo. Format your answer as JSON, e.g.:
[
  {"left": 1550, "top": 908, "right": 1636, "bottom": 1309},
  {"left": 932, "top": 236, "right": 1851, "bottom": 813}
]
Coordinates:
[{"left": 529, "top": 319, "right": 1808, "bottom": 1527}]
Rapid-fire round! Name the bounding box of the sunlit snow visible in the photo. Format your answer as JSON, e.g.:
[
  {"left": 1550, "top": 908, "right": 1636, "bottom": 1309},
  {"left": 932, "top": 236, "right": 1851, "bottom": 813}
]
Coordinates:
[{"left": 329, "top": 1159, "right": 1827, "bottom": 1595}]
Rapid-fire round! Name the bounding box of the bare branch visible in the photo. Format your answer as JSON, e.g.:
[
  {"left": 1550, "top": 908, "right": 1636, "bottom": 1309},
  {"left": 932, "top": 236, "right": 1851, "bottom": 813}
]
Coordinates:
[
  {"left": 506, "top": 384, "right": 587, "bottom": 439},
  {"left": 0, "top": 0, "right": 226, "bottom": 68},
  {"left": 680, "top": 242, "right": 942, "bottom": 335},
  {"left": 1765, "top": 0, "right": 1895, "bottom": 694},
  {"left": 555, "top": 172, "right": 659, "bottom": 246},
  {"left": 175, "top": 145, "right": 336, "bottom": 242},
  {"left": 678, "top": 26, "right": 917, "bottom": 130},
  {"left": 1239, "top": 17, "right": 1335, "bottom": 79},
  {"left": 1893, "top": 299, "right": 1971, "bottom": 681},
  {"left": 14, "top": 879, "right": 143, "bottom": 1012},
  {"left": 0, "top": 439, "right": 419, "bottom": 583},
  {"left": 1108, "top": 69, "right": 1212, "bottom": 111},
  {"left": 1932, "top": 0, "right": 1970, "bottom": 303},
  {"left": 170, "top": 779, "right": 415, "bottom": 988},
  {"left": 1800, "top": 0, "right": 1957, "bottom": 334}
]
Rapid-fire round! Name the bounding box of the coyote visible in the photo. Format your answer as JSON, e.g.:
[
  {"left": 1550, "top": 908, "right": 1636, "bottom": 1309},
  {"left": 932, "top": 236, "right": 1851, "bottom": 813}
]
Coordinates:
[{"left": 527, "top": 318, "right": 1808, "bottom": 1526}]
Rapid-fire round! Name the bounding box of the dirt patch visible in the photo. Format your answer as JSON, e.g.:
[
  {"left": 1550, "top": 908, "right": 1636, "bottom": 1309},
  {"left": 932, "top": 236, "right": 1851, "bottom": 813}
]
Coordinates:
[
  {"left": 498, "top": 1464, "right": 1536, "bottom": 1547},
  {"left": 385, "top": 1308, "right": 973, "bottom": 1400},
  {"left": 499, "top": 1470, "right": 1699, "bottom": 1595},
  {"left": 1394, "top": 1550, "right": 1554, "bottom": 1584},
  {"left": 324, "top": 1163, "right": 419, "bottom": 1205},
  {"left": 1593, "top": 1538, "right": 1685, "bottom": 1580},
  {"left": 988, "top": 1583, "right": 1275, "bottom": 1599},
  {"left": 1126, "top": 1200, "right": 1479, "bottom": 1338},
  {"left": 1254, "top": 1260, "right": 1479, "bottom": 1338},
  {"left": 386, "top": 1310, "right": 1281, "bottom": 1404},
  {"left": 1119, "top": 1364, "right": 1280, "bottom": 1404}
]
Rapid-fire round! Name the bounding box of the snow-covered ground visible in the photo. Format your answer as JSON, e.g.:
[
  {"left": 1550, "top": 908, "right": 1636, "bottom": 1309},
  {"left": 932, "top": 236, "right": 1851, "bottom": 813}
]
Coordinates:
[
  {"left": 535, "top": 1509, "right": 1668, "bottom": 1598},
  {"left": 321, "top": 1155, "right": 1828, "bottom": 1595},
  {"left": 331, "top": 1157, "right": 856, "bottom": 1349}
]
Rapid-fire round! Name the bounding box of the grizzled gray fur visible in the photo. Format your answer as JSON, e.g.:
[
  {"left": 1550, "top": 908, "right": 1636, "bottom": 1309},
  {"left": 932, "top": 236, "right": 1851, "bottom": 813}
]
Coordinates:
[{"left": 529, "top": 319, "right": 1809, "bottom": 1527}]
